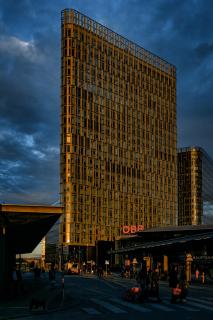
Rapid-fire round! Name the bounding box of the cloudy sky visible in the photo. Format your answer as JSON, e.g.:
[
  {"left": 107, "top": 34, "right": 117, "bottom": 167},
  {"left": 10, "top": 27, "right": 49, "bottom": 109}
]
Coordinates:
[{"left": 0, "top": 0, "right": 212, "bottom": 205}]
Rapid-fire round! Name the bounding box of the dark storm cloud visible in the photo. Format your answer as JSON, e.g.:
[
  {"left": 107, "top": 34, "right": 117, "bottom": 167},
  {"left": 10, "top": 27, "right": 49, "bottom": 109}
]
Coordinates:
[
  {"left": 194, "top": 42, "right": 213, "bottom": 61},
  {"left": 0, "top": 0, "right": 60, "bottom": 204},
  {"left": 0, "top": 0, "right": 212, "bottom": 205}
]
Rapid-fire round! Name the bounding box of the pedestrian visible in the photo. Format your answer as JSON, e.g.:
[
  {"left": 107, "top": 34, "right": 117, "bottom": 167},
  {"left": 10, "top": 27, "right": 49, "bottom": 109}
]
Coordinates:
[
  {"left": 136, "top": 262, "right": 149, "bottom": 302},
  {"left": 97, "top": 265, "right": 103, "bottom": 278},
  {"left": 195, "top": 269, "right": 199, "bottom": 280},
  {"left": 169, "top": 265, "right": 179, "bottom": 303},
  {"left": 130, "top": 263, "right": 134, "bottom": 279},
  {"left": 121, "top": 265, "right": 125, "bottom": 278},
  {"left": 33, "top": 265, "right": 40, "bottom": 280},
  {"left": 150, "top": 267, "right": 161, "bottom": 302},
  {"left": 49, "top": 264, "right": 56, "bottom": 287},
  {"left": 12, "top": 267, "right": 18, "bottom": 296},
  {"left": 179, "top": 267, "right": 188, "bottom": 302}
]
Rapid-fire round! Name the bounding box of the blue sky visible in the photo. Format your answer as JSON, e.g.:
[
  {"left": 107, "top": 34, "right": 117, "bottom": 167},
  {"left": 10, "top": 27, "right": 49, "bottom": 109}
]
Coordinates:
[{"left": 0, "top": 0, "right": 213, "bottom": 205}]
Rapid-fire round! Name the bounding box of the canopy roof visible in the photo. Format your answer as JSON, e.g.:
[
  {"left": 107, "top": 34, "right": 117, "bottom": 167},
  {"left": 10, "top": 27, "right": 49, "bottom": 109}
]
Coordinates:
[
  {"left": 111, "top": 224, "right": 213, "bottom": 254},
  {"left": 0, "top": 204, "right": 62, "bottom": 254}
]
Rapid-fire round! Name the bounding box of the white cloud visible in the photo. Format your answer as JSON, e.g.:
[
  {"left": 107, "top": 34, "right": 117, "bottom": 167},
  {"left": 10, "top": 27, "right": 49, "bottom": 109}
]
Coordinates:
[
  {"left": 32, "top": 149, "right": 46, "bottom": 159},
  {"left": 0, "top": 35, "right": 44, "bottom": 63},
  {"left": 23, "top": 134, "right": 35, "bottom": 147},
  {"left": 46, "top": 146, "right": 60, "bottom": 154}
]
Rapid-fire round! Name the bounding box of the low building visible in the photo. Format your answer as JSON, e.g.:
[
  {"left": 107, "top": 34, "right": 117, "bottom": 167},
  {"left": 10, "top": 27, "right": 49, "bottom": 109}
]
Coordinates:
[{"left": 112, "top": 224, "right": 213, "bottom": 276}]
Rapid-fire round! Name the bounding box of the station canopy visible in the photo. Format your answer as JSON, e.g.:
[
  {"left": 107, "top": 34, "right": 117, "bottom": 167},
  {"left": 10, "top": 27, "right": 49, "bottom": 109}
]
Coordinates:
[
  {"left": 0, "top": 204, "right": 62, "bottom": 254},
  {"left": 112, "top": 224, "right": 213, "bottom": 254}
]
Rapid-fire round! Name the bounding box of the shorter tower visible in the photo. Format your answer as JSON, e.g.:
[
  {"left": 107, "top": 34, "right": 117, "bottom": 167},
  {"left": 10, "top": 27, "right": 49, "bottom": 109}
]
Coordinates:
[{"left": 178, "top": 147, "right": 213, "bottom": 225}]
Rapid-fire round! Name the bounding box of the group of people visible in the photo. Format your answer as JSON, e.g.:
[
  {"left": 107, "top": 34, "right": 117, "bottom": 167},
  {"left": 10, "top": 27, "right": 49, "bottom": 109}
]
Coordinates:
[
  {"left": 124, "top": 262, "right": 188, "bottom": 304},
  {"left": 121, "top": 264, "right": 136, "bottom": 279},
  {"left": 136, "top": 263, "right": 161, "bottom": 302}
]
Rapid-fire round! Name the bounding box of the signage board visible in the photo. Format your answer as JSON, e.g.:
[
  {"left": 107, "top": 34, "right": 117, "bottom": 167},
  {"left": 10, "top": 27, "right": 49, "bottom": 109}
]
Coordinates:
[
  {"left": 122, "top": 225, "right": 144, "bottom": 234},
  {"left": 63, "top": 245, "right": 69, "bottom": 255}
]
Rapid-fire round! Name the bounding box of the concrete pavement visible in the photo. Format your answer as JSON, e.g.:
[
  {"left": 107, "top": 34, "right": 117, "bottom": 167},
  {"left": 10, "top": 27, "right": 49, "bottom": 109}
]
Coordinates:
[{"left": 0, "top": 272, "right": 77, "bottom": 320}]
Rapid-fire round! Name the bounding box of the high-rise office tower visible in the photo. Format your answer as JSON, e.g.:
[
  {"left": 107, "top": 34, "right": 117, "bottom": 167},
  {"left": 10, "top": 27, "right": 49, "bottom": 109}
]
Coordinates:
[
  {"left": 60, "top": 9, "right": 177, "bottom": 251},
  {"left": 178, "top": 147, "right": 213, "bottom": 225}
]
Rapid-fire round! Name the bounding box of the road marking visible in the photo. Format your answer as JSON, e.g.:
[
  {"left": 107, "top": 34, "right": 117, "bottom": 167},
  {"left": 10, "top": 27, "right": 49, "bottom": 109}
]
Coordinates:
[
  {"left": 85, "top": 287, "right": 107, "bottom": 296},
  {"left": 163, "top": 298, "right": 199, "bottom": 311},
  {"left": 110, "top": 298, "right": 151, "bottom": 312},
  {"left": 189, "top": 297, "right": 213, "bottom": 306},
  {"left": 101, "top": 280, "right": 119, "bottom": 289},
  {"left": 150, "top": 303, "right": 175, "bottom": 311},
  {"left": 109, "top": 279, "right": 135, "bottom": 289},
  {"left": 186, "top": 300, "right": 213, "bottom": 312},
  {"left": 91, "top": 298, "right": 127, "bottom": 313},
  {"left": 110, "top": 282, "right": 130, "bottom": 289},
  {"left": 82, "top": 307, "right": 101, "bottom": 315},
  {"left": 201, "top": 297, "right": 213, "bottom": 301}
]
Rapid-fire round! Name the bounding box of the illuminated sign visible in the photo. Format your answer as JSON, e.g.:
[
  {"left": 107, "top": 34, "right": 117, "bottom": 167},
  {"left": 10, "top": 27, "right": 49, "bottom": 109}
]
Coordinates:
[{"left": 122, "top": 225, "right": 144, "bottom": 234}]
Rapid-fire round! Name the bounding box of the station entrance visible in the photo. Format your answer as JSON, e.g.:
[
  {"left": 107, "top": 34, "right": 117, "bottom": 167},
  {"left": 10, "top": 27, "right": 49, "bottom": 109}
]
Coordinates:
[{"left": 111, "top": 225, "right": 213, "bottom": 282}]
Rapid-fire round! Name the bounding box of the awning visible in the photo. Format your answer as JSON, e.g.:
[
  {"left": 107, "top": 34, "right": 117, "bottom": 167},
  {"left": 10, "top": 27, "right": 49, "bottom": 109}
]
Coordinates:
[
  {"left": 110, "top": 232, "right": 213, "bottom": 254},
  {"left": 0, "top": 204, "right": 63, "bottom": 253}
]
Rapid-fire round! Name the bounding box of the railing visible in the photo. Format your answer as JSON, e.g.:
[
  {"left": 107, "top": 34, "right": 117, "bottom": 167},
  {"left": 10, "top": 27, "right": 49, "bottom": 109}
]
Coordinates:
[{"left": 61, "top": 9, "right": 176, "bottom": 76}]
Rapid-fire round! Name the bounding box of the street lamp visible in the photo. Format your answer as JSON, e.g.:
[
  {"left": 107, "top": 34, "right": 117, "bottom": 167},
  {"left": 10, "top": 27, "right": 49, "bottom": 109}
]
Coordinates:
[
  {"left": 78, "top": 246, "right": 81, "bottom": 266},
  {"left": 86, "top": 243, "right": 88, "bottom": 262},
  {"left": 110, "top": 247, "right": 113, "bottom": 267}
]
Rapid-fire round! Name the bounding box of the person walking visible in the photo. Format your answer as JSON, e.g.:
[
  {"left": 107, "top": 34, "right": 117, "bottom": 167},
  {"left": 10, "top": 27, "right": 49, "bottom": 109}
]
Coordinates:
[
  {"left": 169, "top": 265, "right": 179, "bottom": 303},
  {"left": 151, "top": 267, "right": 161, "bottom": 302},
  {"left": 179, "top": 267, "right": 188, "bottom": 302},
  {"left": 136, "top": 263, "right": 149, "bottom": 302},
  {"left": 97, "top": 265, "right": 103, "bottom": 278}
]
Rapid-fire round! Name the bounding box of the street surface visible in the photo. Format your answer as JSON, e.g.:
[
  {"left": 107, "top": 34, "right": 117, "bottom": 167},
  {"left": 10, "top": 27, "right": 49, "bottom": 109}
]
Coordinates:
[{"left": 3, "top": 273, "right": 213, "bottom": 320}]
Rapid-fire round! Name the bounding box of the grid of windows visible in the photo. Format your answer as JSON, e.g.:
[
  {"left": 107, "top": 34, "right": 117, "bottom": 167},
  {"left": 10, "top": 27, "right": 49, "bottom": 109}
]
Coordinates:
[
  {"left": 61, "top": 9, "right": 177, "bottom": 246},
  {"left": 178, "top": 147, "right": 213, "bottom": 225}
]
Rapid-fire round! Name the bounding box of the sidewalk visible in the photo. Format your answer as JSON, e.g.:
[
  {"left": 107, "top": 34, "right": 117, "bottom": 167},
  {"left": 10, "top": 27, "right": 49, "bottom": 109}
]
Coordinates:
[{"left": 0, "top": 272, "right": 76, "bottom": 320}]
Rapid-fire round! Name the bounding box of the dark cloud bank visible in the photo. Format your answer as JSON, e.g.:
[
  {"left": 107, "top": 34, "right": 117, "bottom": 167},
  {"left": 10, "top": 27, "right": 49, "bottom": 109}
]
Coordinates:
[{"left": 0, "top": 0, "right": 212, "bottom": 204}]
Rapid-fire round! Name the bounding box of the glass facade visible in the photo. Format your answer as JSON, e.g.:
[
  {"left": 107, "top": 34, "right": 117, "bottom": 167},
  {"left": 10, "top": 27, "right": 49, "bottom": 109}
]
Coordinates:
[
  {"left": 178, "top": 147, "right": 213, "bottom": 225},
  {"left": 60, "top": 9, "right": 177, "bottom": 247}
]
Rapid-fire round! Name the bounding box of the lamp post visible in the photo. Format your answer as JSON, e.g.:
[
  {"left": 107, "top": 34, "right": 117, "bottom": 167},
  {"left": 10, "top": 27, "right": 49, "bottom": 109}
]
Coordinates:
[
  {"left": 78, "top": 246, "right": 81, "bottom": 268},
  {"left": 86, "top": 243, "right": 88, "bottom": 262},
  {"left": 110, "top": 247, "right": 113, "bottom": 268},
  {"left": 59, "top": 243, "right": 64, "bottom": 271},
  {"left": 0, "top": 226, "right": 7, "bottom": 293}
]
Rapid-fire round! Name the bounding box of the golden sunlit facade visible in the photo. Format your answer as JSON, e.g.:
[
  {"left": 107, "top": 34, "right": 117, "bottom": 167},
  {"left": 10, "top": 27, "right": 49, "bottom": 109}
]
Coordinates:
[
  {"left": 178, "top": 147, "right": 213, "bottom": 225},
  {"left": 60, "top": 9, "right": 177, "bottom": 248}
]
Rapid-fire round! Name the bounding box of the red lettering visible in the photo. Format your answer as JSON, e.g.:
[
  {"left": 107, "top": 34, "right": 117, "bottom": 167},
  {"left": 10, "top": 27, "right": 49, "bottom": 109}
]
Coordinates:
[
  {"left": 122, "top": 225, "right": 144, "bottom": 234},
  {"left": 131, "top": 226, "right": 137, "bottom": 233},
  {"left": 123, "top": 226, "right": 130, "bottom": 234},
  {"left": 137, "top": 225, "right": 144, "bottom": 232}
]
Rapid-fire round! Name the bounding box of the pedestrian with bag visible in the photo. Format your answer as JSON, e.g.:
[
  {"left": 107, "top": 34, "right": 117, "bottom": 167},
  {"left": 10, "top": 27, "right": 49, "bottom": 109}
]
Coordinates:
[
  {"left": 169, "top": 265, "right": 179, "bottom": 303},
  {"left": 179, "top": 267, "right": 188, "bottom": 302},
  {"left": 136, "top": 262, "right": 149, "bottom": 302},
  {"left": 150, "top": 267, "right": 161, "bottom": 302}
]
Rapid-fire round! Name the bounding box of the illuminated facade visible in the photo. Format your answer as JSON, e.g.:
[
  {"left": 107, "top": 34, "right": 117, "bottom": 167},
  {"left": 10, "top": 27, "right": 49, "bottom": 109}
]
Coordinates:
[
  {"left": 60, "top": 9, "right": 177, "bottom": 248},
  {"left": 178, "top": 147, "right": 213, "bottom": 225}
]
